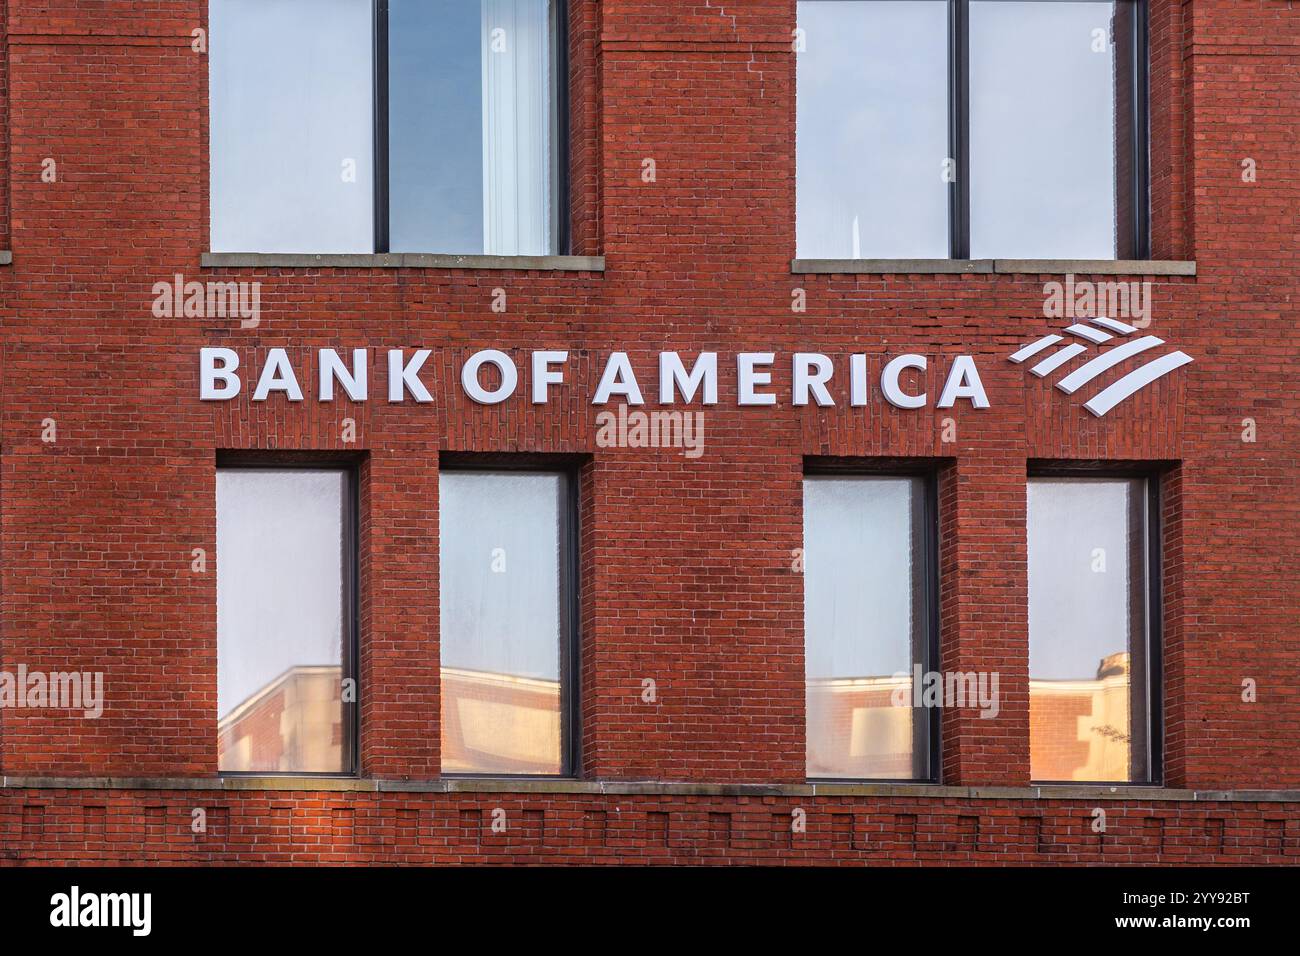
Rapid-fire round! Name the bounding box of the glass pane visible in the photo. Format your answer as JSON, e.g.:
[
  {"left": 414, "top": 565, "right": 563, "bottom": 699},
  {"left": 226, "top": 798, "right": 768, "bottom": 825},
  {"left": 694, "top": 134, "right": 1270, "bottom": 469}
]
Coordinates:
[
  {"left": 804, "top": 476, "right": 926, "bottom": 779},
  {"left": 970, "top": 1, "right": 1129, "bottom": 258},
  {"left": 210, "top": 0, "right": 373, "bottom": 252},
  {"left": 440, "top": 471, "right": 566, "bottom": 774},
  {"left": 391, "top": 0, "right": 556, "bottom": 254},
  {"left": 1029, "top": 478, "right": 1148, "bottom": 782},
  {"left": 797, "top": 1, "right": 949, "bottom": 259},
  {"left": 217, "top": 469, "right": 349, "bottom": 773}
]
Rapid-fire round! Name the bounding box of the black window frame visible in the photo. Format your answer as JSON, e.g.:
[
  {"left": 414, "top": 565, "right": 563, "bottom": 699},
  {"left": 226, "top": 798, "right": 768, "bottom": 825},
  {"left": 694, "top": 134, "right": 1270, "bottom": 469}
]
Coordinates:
[
  {"left": 215, "top": 452, "right": 362, "bottom": 778},
  {"left": 373, "top": 0, "right": 571, "bottom": 255},
  {"left": 799, "top": 0, "right": 1150, "bottom": 260},
  {"left": 802, "top": 457, "right": 942, "bottom": 784},
  {"left": 438, "top": 452, "right": 583, "bottom": 779},
  {"left": 1026, "top": 463, "right": 1163, "bottom": 787}
]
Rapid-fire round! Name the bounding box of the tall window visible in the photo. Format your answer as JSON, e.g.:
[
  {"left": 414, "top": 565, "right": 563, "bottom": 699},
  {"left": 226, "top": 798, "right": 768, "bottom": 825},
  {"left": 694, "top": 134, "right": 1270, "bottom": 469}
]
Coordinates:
[
  {"left": 804, "top": 473, "right": 934, "bottom": 780},
  {"left": 796, "top": 0, "right": 1146, "bottom": 260},
  {"left": 1028, "top": 476, "right": 1157, "bottom": 783},
  {"left": 210, "top": 0, "right": 564, "bottom": 255},
  {"left": 210, "top": 0, "right": 374, "bottom": 253},
  {"left": 797, "top": 1, "right": 949, "bottom": 259},
  {"left": 439, "top": 467, "right": 577, "bottom": 775},
  {"left": 217, "top": 466, "right": 357, "bottom": 774}
]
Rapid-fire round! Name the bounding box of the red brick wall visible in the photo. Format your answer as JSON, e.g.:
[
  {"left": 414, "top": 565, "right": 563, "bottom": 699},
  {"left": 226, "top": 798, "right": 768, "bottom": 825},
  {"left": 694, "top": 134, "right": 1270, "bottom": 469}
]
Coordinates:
[
  {"left": 3, "top": 790, "right": 1298, "bottom": 865},
  {"left": 567, "top": 0, "right": 602, "bottom": 256},
  {"left": 1173, "top": 0, "right": 1300, "bottom": 789},
  {"left": 0, "top": 0, "right": 1297, "bottom": 865},
  {"left": 0, "top": 0, "right": 9, "bottom": 249}
]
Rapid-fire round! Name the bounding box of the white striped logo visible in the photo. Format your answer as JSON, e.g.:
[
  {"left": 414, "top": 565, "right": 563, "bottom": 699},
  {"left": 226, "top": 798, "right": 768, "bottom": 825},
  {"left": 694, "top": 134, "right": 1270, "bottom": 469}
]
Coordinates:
[{"left": 1008, "top": 317, "right": 1192, "bottom": 417}]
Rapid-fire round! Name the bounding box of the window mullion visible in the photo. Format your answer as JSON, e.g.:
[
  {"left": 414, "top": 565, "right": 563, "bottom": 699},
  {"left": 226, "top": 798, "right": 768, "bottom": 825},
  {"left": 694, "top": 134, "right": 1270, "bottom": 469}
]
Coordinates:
[
  {"left": 373, "top": 0, "right": 390, "bottom": 254},
  {"left": 1133, "top": 0, "right": 1151, "bottom": 259},
  {"left": 948, "top": 0, "right": 970, "bottom": 259}
]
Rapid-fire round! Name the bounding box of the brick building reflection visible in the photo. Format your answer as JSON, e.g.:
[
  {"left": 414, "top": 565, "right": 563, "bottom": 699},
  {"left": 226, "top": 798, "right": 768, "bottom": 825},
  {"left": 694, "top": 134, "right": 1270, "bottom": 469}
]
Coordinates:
[
  {"left": 218, "top": 665, "right": 344, "bottom": 773},
  {"left": 221, "top": 656, "right": 1128, "bottom": 780},
  {"left": 807, "top": 653, "right": 1132, "bottom": 781},
  {"left": 218, "top": 665, "right": 561, "bottom": 775},
  {"left": 1029, "top": 652, "right": 1132, "bottom": 782}
]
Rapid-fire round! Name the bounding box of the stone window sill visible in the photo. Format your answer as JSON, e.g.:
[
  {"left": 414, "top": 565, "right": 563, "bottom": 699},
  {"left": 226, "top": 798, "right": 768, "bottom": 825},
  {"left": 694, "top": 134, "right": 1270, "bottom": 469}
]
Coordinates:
[
  {"left": 200, "top": 252, "right": 604, "bottom": 272},
  {"left": 791, "top": 258, "right": 1196, "bottom": 276},
  {"left": 0, "top": 251, "right": 12, "bottom": 265},
  {"left": 4, "top": 775, "right": 1296, "bottom": 803}
]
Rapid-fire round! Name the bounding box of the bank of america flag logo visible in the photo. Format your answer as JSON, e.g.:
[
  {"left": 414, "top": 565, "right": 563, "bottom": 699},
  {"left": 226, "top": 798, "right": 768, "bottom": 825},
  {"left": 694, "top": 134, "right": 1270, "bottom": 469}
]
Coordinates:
[{"left": 1008, "top": 317, "right": 1193, "bottom": 417}]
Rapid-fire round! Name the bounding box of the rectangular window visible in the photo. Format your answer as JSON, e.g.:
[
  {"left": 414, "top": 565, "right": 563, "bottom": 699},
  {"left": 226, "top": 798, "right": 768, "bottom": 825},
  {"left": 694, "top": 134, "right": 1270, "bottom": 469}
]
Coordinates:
[
  {"left": 1028, "top": 476, "right": 1157, "bottom": 783},
  {"left": 796, "top": 1, "right": 950, "bottom": 259},
  {"left": 390, "top": 0, "right": 559, "bottom": 255},
  {"left": 217, "top": 466, "right": 357, "bottom": 774},
  {"left": 209, "top": 0, "right": 375, "bottom": 253},
  {"left": 970, "top": 1, "right": 1138, "bottom": 258},
  {"left": 439, "top": 467, "right": 577, "bottom": 775},
  {"left": 803, "top": 473, "right": 935, "bottom": 780},
  {"left": 795, "top": 0, "right": 1146, "bottom": 260},
  {"left": 210, "top": 0, "right": 564, "bottom": 255}
]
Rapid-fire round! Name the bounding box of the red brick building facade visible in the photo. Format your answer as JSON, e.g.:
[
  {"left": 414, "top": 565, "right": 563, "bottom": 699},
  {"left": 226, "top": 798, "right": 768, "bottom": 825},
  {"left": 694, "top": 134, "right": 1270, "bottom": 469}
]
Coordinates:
[{"left": 0, "top": 0, "right": 1297, "bottom": 865}]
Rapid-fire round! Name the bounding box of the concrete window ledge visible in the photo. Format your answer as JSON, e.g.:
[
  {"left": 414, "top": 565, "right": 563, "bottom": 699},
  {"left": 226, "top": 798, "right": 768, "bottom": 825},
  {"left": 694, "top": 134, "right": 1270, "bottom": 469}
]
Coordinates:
[
  {"left": 0, "top": 251, "right": 12, "bottom": 265},
  {"left": 4, "top": 775, "right": 1298, "bottom": 803},
  {"left": 994, "top": 259, "right": 1196, "bottom": 276},
  {"left": 791, "top": 258, "right": 1195, "bottom": 277},
  {"left": 794, "top": 258, "right": 993, "bottom": 274},
  {"left": 201, "top": 252, "right": 605, "bottom": 272}
]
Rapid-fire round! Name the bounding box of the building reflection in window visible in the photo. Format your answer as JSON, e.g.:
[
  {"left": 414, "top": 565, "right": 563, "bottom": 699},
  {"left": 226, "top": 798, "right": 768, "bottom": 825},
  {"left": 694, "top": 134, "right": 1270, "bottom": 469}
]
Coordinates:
[
  {"left": 439, "top": 469, "right": 570, "bottom": 775},
  {"left": 1029, "top": 477, "right": 1151, "bottom": 782},
  {"left": 216, "top": 467, "right": 353, "bottom": 774},
  {"left": 804, "top": 475, "right": 929, "bottom": 780}
]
